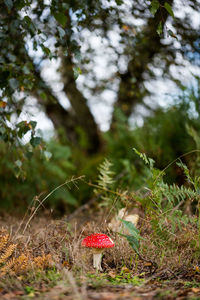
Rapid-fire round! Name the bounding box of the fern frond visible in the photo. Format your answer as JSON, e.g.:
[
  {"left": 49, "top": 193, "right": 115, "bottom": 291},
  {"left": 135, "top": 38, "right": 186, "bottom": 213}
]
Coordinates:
[
  {"left": 0, "top": 229, "right": 54, "bottom": 276},
  {"left": 133, "top": 148, "right": 155, "bottom": 169},
  {"left": 33, "top": 253, "right": 52, "bottom": 269},
  {"left": 0, "top": 243, "right": 16, "bottom": 264},
  {"left": 159, "top": 182, "right": 196, "bottom": 204},
  {"left": 13, "top": 254, "right": 29, "bottom": 273},
  {"left": 97, "top": 159, "right": 115, "bottom": 189},
  {"left": 151, "top": 217, "right": 170, "bottom": 243},
  {"left": 0, "top": 257, "right": 16, "bottom": 275},
  {"left": 0, "top": 234, "right": 9, "bottom": 252}
]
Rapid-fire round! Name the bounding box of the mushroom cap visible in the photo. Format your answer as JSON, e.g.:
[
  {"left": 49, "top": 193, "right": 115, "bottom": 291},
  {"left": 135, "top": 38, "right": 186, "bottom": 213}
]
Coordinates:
[{"left": 81, "top": 233, "right": 115, "bottom": 248}]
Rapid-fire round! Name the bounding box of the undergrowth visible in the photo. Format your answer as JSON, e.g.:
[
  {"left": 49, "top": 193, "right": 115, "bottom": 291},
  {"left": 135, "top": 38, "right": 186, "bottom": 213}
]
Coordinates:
[
  {"left": 0, "top": 230, "right": 52, "bottom": 276},
  {"left": 1, "top": 149, "right": 200, "bottom": 298},
  {"left": 91, "top": 148, "right": 200, "bottom": 271}
]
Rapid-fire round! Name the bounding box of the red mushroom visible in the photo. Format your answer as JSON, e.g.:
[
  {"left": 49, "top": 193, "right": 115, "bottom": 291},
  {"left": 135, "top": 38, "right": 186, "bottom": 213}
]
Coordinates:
[{"left": 82, "top": 233, "right": 115, "bottom": 271}]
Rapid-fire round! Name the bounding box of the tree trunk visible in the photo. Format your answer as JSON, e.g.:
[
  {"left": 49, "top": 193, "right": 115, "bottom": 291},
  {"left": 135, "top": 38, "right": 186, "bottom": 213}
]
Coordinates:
[
  {"left": 32, "top": 69, "right": 79, "bottom": 144},
  {"left": 60, "top": 54, "right": 102, "bottom": 154},
  {"left": 32, "top": 66, "right": 102, "bottom": 153},
  {"left": 111, "top": 0, "right": 174, "bottom": 128}
]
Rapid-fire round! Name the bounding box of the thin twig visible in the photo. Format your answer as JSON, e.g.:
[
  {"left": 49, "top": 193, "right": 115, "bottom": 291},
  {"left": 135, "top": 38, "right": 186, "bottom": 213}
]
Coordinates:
[
  {"left": 22, "top": 176, "right": 84, "bottom": 234},
  {"left": 153, "top": 150, "right": 200, "bottom": 185},
  {"left": 14, "top": 191, "right": 45, "bottom": 239},
  {"left": 84, "top": 180, "right": 137, "bottom": 202}
]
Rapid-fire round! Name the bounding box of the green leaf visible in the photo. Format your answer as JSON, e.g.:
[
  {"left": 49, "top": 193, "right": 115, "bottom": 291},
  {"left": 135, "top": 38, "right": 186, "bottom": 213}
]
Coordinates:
[
  {"left": 22, "top": 65, "right": 30, "bottom": 75},
  {"left": 126, "top": 235, "right": 140, "bottom": 253},
  {"left": 0, "top": 71, "right": 10, "bottom": 88},
  {"left": 118, "top": 232, "right": 140, "bottom": 253},
  {"left": 44, "top": 151, "right": 52, "bottom": 161},
  {"left": 15, "top": 160, "right": 22, "bottom": 168},
  {"left": 150, "top": 0, "right": 159, "bottom": 15},
  {"left": 30, "top": 121, "right": 37, "bottom": 130},
  {"left": 57, "top": 26, "right": 66, "bottom": 38},
  {"left": 15, "top": 0, "right": 27, "bottom": 9},
  {"left": 23, "top": 15, "right": 32, "bottom": 25},
  {"left": 120, "top": 219, "right": 140, "bottom": 237},
  {"left": 39, "top": 92, "right": 47, "bottom": 101},
  {"left": 73, "top": 66, "right": 82, "bottom": 80},
  {"left": 74, "top": 49, "right": 81, "bottom": 62},
  {"left": 156, "top": 21, "right": 163, "bottom": 36},
  {"left": 14, "top": 169, "right": 21, "bottom": 179},
  {"left": 167, "top": 29, "right": 178, "bottom": 39},
  {"left": 4, "top": 0, "right": 13, "bottom": 10},
  {"left": 63, "top": 49, "right": 68, "bottom": 56},
  {"left": 115, "top": 0, "right": 123, "bottom": 5},
  {"left": 118, "top": 219, "right": 144, "bottom": 254},
  {"left": 17, "top": 121, "right": 31, "bottom": 138},
  {"left": 164, "top": 2, "right": 174, "bottom": 18},
  {"left": 8, "top": 78, "right": 19, "bottom": 90},
  {"left": 41, "top": 45, "right": 51, "bottom": 57},
  {"left": 54, "top": 12, "right": 67, "bottom": 27},
  {"left": 30, "top": 136, "right": 41, "bottom": 147},
  {"left": 133, "top": 148, "right": 155, "bottom": 168}
]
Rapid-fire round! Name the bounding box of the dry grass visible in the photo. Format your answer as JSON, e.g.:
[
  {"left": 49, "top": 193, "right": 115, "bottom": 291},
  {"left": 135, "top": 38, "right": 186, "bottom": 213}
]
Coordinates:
[
  {"left": 0, "top": 210, "right": 199, "bottom": 299},
  {"left": 0, "top": 211, "right": 199, "bottom": 273}
]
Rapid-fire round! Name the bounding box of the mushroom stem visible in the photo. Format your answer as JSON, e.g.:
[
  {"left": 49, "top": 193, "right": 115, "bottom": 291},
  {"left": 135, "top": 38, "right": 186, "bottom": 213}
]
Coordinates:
[{"left": 92, "top": 249, "right": 104, "bottom": 271}]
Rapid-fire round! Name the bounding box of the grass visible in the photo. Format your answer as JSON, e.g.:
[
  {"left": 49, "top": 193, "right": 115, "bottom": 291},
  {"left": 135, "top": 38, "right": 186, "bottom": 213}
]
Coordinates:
[{"left": 0, "top": 208, "right": 199, "bottom": 299}]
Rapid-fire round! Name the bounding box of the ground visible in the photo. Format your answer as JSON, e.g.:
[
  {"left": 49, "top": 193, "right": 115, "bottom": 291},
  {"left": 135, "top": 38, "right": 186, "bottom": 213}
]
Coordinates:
[{"left": 0, "top": 210, "right": 200, "bottom": 300}]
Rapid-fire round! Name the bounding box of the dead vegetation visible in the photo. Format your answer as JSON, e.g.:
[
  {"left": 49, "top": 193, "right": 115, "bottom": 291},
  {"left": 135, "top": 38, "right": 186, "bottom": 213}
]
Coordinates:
[{"left": 0, "top": 208, "right": 200, "bottom": 299}]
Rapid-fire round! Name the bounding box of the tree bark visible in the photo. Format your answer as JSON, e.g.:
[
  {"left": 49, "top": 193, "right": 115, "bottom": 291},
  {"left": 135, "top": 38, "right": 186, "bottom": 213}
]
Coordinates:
[
  {"left": 58, "top": 10, "right": 102, "bottom": 154},
  {"left": 61, "top": 54, "right": 102, "bottom": 154},
  {"left": 33, "top": 65, "right": 102, "bottom": 153},
  {"left": 28, "top": 66, "right": 81, "bottom": 144}
]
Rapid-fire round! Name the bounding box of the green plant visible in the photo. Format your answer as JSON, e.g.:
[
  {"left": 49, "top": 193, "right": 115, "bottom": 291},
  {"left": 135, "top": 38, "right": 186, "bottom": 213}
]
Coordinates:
[
  {"left": 93, "top": 158, "right": 118, "bottom": 209},
  {"left": 108, "top": 272, "right": 145, "bottom": 286},
  {"left": 119, "top": 219, "right": 143, "bottom": 254},
  {"left": 24, "top": 286, "right": 35, "bottom": 295},
  {"left": 106, "top": 86, "right": 200, "bottom": 189},
  {"left": 133, "top": 148, "right": 200, "bottom": 246},
  {"left": 0, "top": 139, "right": 80, "bottom": 212},
  {"left": 184, "top": 281, "right": 200, "bottom": 288}
]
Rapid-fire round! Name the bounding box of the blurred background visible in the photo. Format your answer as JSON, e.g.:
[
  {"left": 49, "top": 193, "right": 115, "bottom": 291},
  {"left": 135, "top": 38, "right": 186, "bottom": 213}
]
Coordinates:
[{"left": 0, "top": 0, "right": 200, "bottom": 214}]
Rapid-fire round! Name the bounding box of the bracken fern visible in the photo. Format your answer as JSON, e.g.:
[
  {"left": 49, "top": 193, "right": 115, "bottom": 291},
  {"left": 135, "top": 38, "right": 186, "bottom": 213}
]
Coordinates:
[
  {"left": 134, "top": 149, "right": 199, "bottom": 243},
  {"left": 94, "top": 158, "right": 116, "bottom": 208},
  {"left": 0, "top": 231, "right": 53, "bottom": 276}
]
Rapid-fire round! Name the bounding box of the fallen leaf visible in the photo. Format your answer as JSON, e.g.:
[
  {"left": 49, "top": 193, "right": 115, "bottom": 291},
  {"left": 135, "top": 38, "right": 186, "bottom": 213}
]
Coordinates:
[
  {"left": 191, "top": 287, "right": 200, "bottom": 293},
  {"left": 144, "top": 262, "right": 152, "bottom": 267},
  {"left": 108, "top": 271, "right": 117, "bottom": 278},
  {"left": 62, "top": 260, "right": 70, "bottom": 267},
  {"left": 195, "top": 265, "right": 200, "bottom": 273}
]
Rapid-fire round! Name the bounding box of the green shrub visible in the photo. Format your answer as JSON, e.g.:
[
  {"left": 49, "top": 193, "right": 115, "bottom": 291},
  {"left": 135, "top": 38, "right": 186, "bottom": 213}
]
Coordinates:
[
  {"left": 0, "top": 139, "right": 77, "bottom": 212},
  {"left": 105, "top": 86, "right": 200, "bottom": 187},
  {"left": 1, "top": 83, "right": 200, "bottom": 214}
]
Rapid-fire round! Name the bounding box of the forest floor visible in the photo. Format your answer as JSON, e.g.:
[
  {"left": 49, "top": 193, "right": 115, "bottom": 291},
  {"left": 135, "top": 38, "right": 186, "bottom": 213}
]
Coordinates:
[{"left": 0, "top": 209, "right": 200, "bottom": 300}]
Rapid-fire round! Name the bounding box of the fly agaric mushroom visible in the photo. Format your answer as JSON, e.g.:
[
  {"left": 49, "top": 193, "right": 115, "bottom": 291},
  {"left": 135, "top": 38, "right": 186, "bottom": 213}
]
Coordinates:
[{"left": 82, "top": 233, "right": 114, "bottom": 271}]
